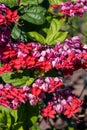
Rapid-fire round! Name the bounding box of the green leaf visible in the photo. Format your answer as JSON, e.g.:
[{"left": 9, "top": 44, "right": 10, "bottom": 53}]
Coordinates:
[
  {"left": 21, "top": 0, "right": 43, "bottom": 5},
  {"left": 11, "top": 25, "right": 21, "bottom": 40},
  {"left": 11, "top": 110, "right": 18, "bottom": 123},
  {"left": 46, "top": 32, "right": 68, "bottom": 45},
  {"left": 49, "top": 0, "right": 68, "bottom": 5},
  {"left": 21, "top": 6, "right": 46, "bottom": 25},
  {"left": 30, "top": 116, "right": 38, "bottom": 124},
  {"left": 0, "top": 0, "right": 17, "bottom": 7},
  {"left": 28, "top": 32, "right": 45, "bottom": 43},
  {"left": 0, "top": 62, "right": 2, "bottom": 67},
  {"left": 5, "top": 112, "right": 11, "bottom": 129},
  {"left": 68, "top": 127, "right": 74, "bottom": 130},
  {"left": 17, "top": 103, "right": 39, "bottom": 129},
  {"left": 26, "top": 78, "right": 34, "bottom": 86},
  {"left": 45, "top": 18, "right": 67, "bottom": 45},
  {"left": 53, "top": 32, "right": 68, "bottom": 42},
  {"left": 0, "top": 70, "right": 29, "bottom": 88},
  {"left": 0, "top": 107, "right": 13, "bottom": 130},
  {"left": 31, "top": 125, "right": 40, "bottom": 130},
  {"left": 11, "top": 25, "right": 28, "bottom": 42},
  {"left": 0, "top": 106, "right": 24, "bottom": 130},
  {"left": 46, "top": 19, "right": 64, "bottom": 38},
  {"left": 49, "top": 0, "right": 61, "bottom": 5},
  {"left": 12, "top": 122, "right": 23, "bottom": 130}
]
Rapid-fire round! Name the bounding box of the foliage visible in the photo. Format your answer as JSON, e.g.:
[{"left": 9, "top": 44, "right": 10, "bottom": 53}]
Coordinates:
[{"left": 0, "top": 0, "right": 87, "bottom": 130}]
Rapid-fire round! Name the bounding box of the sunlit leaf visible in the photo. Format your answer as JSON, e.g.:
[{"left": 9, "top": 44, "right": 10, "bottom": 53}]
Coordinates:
[
  {"left": 0, "top": 0, "right": 17, "bottom": 7},
  {"left": 21, "top": 0, "right": 43, "bottom": 5},
  {"left": 28, "top": 32, "right": 45, "bottom": 44},
  {"left": 0, "top": 70, "right": 30, "bottom": 88}
]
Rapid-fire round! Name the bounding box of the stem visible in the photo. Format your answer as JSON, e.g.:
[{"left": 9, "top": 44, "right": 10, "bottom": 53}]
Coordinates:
[{"left": 16, "top": 0, "right": 21, "bottom": 6}]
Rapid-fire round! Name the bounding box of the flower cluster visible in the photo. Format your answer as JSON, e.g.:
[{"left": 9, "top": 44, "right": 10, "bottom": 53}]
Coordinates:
[
  {"left": 28, "top": 77, "right": 82, "bottom": 119},
  {"left": 42, "top": 89, "right": 83, "bottom": 119},
  {"left": 0, "top": 84, "right": 29, "bottom": 109},
  {"left": 0, "top": 77, "right": 83, "bottom": 119},
  {"left": 0, "top": 36, "right": 87, "bottom": 75},
  {"left": 51, "top": 0, "right": 87, "bottom": 17},
  {"left": 0, "top": 4, "right": 19, "bottom": 25},
  {"left": 0, "top": 2, "right": 85, "bottom": 121},
  {"left": 29, "top": 77, "right": 64, "bottom": 105}
]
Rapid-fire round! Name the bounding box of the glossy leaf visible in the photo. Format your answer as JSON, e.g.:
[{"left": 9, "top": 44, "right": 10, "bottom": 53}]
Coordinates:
[
  {"left": 21, "top": 6, "right": 46, "bottom": 25},
  {"left": 11, "top": 25, "right": 28, "bottom": 42},
  {"left": 11, "top": 25, "right": 21, "bottom": 40}
]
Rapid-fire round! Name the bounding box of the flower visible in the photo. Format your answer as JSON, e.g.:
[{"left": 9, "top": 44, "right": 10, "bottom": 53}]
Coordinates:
[
  {"left": 64, "top": 97, "right": 83, "bottom": 118},
  {"left": 31, "top": 87, "right": 42, "bottom": 97},
  {"left": 0, "top": 14, "right": 6, "bottom": 25},
  {"left": 0, "top": 84, "right": 29, "bottom": 109},
  {"left": 42, "top": 104, "right": 56, "bottom": 118},
  {"left": 51, "top": 0, "right": 87, "bottom": 17},
  {"left": 6, "top": 9, "right": 19, "bottom": 23}
]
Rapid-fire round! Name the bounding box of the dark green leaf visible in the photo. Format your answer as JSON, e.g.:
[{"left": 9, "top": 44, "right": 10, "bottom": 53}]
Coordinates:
[
  {"left": 21, "top": 6, "right": 46, "bottom": 25},
  {"left": 11, "top": 25, "right": 21, "bottom": 40},
  {"left": 11, "top": 25, "right": 28, "bottom": 42},
  {"left": 17, "top": 103, "right": 39, "bottom": 129}
]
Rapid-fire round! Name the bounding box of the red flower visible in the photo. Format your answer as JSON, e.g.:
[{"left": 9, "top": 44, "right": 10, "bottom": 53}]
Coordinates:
[
  {"left": 36, "top": 61, "right": 52, "bottom": 72},
  {"left": 31, "top": 87, "right": 42, "bottom": 97},
  {"left": 42, "top": 104, "right": 56, "bottom": 118},
  {"left": 26, "top": 56, "right": 36, "bottom": 68},
  {"left": 0, "top": 63, "right": 13, "bottom": 74},
  {"left": 48, "top": 80, "right": 64, "bottom": 93},
  {"left": 13, "top": 56, "right": 26, "bottom": 70},
  {"left": 6, "top": 8, "right": 19, "bottom": 23},
  {"left": 3, "top": 47, "right": 17, "bottom": 59},
  {"left": 18, "top": 44, "right": 32, "bottom": 54},
  {"left": 64, "top": 104, "right": 78, "bottom": 118},
  {"left": 64, "top": 97, "right": 83, "bottom": 118},
  {"left": 0, "top": 14, "right": 6, "bottom": 25}
]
